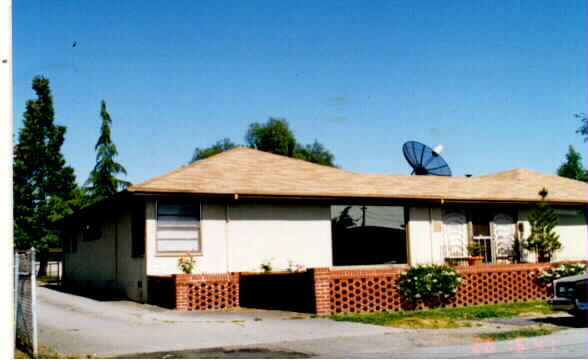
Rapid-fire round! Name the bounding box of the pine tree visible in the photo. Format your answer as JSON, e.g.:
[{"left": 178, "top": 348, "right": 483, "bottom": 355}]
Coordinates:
[
  {"left": 557, "top": 145, "right": 587, "bottom": 182},
  {"left": 523, "top": 188, "right": 562, "bottom": 262},
  {"left": 85, "top": 100, "right": 130, "bottom": 202},
  {"left": 13, "top": 77, "right": 78, "bottom": 275}
]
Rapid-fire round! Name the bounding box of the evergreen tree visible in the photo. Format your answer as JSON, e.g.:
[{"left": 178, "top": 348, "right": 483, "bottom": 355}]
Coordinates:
[
  {"left": 557, "top": 145, "right": 587, "bottom": 181},
  {"left": 13, "top": 77, "right": 78, "bottom": 275},
  {"left": 85, "top": 100, "right": 131, "bottom": 202},
  {"left": 522, "top": 188, "right": 562, "bottom": 262}
]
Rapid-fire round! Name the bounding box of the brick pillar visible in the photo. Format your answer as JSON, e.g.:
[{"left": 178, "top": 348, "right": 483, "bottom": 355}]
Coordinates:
[
  {"left": 231, "top": 272, "right": 241, "bottom": 308},
  {"left": 311, "top": 267, "right": 331, "bottom": 315},
  {"left": 173, "top": 274, "right": 189, "bottom": 311}
]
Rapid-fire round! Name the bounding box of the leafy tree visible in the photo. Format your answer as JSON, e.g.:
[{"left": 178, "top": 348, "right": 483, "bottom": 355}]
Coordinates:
[
  {"left": 557, "top": 145, "right": 587, "bottom": 181},
  {"left": 13, "top": 76, "right": 78, "bottom": 275},
  {"left": 191, "top": 138, "right": 237, "bottom": 163},
  {"left": 191, "top": 117, "right": 337, "bottom": 167},
  {"left": 294, "top": 140, "right": 336, "bottom": 166},
  {"left": 522, "top": 188, "right": 562, "bottom": 262},
  {"left": 246, "top": 117, "right": 297, "bottom": 156},
  {"left": 85, "top": 100, "right": 131, "bottom": 202},
  {"left": 576, "top": 113, "right": 587, "bottom": 142}
]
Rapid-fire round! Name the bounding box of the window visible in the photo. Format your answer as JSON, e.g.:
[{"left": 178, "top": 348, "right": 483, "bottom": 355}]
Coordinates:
[
  {"left": 156, "top": 200, "right": 200, "bottom": 254},
  {"left": 331, "top": 205, "right": 407, "bottom": 266},
  {"left": 82, "top": 221, "right": 101, "bottom": 241},
  {"left": 131, "top": 200, "right": 145, "bottom": 257}
]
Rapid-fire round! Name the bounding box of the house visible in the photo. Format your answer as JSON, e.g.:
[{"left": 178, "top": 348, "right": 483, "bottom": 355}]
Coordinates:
[{"left": 60, "top": 147, "right": 587, "bottom": 303}]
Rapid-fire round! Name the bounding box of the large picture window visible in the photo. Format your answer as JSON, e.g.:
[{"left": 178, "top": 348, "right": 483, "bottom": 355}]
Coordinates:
[
  {"left": 156, "top": 201, "right": 200, "bottom": 254},
  {"left": 331, "top": 205, "right": 407, "bottom": 266}
]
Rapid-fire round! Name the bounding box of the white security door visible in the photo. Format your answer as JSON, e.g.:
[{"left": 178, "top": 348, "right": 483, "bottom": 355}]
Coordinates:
[
  {"left": 442, "top": 212, "right": 468, "bottom": 260},
  {"left": 492, "top": 214, "right": 516, "bottom": 263}
]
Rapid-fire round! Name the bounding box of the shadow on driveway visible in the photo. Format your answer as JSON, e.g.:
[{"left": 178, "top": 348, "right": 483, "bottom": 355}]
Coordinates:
[
  {"left": 532, "top": 314, "right": 587, "bottom": 328},
  {"left": 113, "top": 347, "right": 311, "bottom": 359}
]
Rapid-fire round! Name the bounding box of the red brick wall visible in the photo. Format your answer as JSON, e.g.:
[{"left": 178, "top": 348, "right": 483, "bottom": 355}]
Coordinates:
[
  {"left": 173, "top": 273, "right": 240, "bottom": 311},
  {"left": 311, "top": 262, "right": 585, "bottom": 315}
]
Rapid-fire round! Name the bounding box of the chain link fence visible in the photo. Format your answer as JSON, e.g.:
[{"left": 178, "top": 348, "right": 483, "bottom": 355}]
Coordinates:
[{"left": 15, "top": 248, "right": 37, "bottom": 357}]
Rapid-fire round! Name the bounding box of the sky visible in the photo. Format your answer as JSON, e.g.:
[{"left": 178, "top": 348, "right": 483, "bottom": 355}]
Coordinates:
[{"left": 12, "top": 0, "right": 587, "bottom": 186}]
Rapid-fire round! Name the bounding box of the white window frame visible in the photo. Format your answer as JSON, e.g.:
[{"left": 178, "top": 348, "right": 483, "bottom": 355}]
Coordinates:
[{"left": 156, "top": 200, "right": 201, "bottom": 255}]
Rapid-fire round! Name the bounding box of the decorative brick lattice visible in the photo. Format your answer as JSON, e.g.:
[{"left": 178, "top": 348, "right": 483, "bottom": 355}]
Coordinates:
[
  {"left": 185, "top": 281, "right": 238, "bottom": 310},
  {"left": 455, "top": 268, "right": 548, "bottom": 306},
  {"left": 315, "top": 263, "right": 582, "bottom": 314},
  {"left": 329, "top": 275, "right": 406, "bottom": 313},
  {"left": 174, "top": 273, "right": 240, "bottom": 311}
]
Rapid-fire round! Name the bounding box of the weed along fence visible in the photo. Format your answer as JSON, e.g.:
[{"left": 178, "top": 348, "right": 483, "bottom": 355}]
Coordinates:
[
  {"left": 14, "top": 249, "right": 38, "bottom": 357},
  {"left": 147, "top": 262, "right": 585, "bottom": 314}
]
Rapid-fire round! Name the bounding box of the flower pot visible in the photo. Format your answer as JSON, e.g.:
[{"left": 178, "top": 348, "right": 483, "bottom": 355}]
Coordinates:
[{"left": 468, "top": 256, "right": 484, "bottom": 266}]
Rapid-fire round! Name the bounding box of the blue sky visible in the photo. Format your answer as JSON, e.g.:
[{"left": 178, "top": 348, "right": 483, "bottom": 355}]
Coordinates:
[{"left": 13, "top": 0, "right": 587, "bottom": 185}]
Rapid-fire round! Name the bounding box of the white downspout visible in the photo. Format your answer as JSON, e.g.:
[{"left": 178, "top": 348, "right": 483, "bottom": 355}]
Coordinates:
[{"left": 225, "top": 204, "right": 230, "bottom": 272}]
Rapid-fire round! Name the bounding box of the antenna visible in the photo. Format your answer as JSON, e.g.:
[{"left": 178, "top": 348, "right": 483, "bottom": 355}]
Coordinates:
[{"left": 402, "top": 140, "right": 452, "bottom": 176}]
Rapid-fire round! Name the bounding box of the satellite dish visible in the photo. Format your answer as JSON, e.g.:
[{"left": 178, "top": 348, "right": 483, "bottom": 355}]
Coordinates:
[{"left": 402, "top": 140, "right": 452, "bottom": 176}]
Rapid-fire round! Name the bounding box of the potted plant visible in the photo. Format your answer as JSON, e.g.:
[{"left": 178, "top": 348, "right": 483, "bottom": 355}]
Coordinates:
[{"left": 467, "top": 241, "right": 484, "bottom": 266}]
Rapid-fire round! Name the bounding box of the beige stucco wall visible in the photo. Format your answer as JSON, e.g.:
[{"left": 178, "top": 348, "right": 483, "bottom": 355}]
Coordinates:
[
  {"left": 63, "top": 206, "right": 145, "bottom": 301},
  {"left": 227, "top": 202, "right": 332, "bottom": 272},
  {"left": 115, "top": 207, "right": 146, "bottom": 302},
  {"left": 146, "top": 201, "right": 333, "bottom": 274},
  {"left": 63, "top": 212, "right": 116, "bottom": 290}
]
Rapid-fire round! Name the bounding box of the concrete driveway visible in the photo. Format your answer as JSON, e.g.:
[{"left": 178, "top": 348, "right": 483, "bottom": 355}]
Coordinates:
[
  {"left": 38, "top": 285, "right": 587, "bottom": 358},
  {"left": 38, "top": 285, "right": 399, "bottom": 357}
]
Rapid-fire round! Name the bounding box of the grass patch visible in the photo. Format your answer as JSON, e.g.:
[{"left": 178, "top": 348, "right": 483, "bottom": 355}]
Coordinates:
[
  {"left": 477, "top": 328, "right": 554, "bottom": 341},
  {"left": 328, "top": 301, "right": 554, "bottom": 329},
  {"left": 37, "top": 276, "right": 59, "bottom": 283}
]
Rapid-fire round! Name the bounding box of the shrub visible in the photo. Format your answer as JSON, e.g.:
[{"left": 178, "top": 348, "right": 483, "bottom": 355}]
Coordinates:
[
  {"left": 531, "top": 263, "right": 586, "bottom": 287},
  {"left": 397, "top": 265, "right": 462, "bottom": 306}
]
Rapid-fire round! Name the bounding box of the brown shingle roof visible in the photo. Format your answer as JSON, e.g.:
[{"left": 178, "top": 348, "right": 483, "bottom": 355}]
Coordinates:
[{"left": 128, "top": 147, "right": 587, "bottom": 205}]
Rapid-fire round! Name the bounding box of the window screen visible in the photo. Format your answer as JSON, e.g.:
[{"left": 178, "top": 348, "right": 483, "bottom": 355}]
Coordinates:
[{"left": 156, "top": 201, "right": 200, "bottom": 253}]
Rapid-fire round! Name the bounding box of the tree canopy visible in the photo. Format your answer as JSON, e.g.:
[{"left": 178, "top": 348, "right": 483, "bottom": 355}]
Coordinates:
[
  {"left": 85, "top": 100, "right": 131, "bottom": 202},
  {"left": 13, "top": 77, "right": 79, "bottom": 273},
  {"left": 191, "top": 117, "right": 337, "bottom": 167},
  {"left": 246, "top": 117, "right": 297, "bottom": 156},
  {"left": 576, "top": 113, "right": 587, "bottom": 142},
  {"left": 191, "top": 138, "right": 237, "bottom": 163},
  {"left": 557, "top": 145, "right": 587, "bottom": 182}
]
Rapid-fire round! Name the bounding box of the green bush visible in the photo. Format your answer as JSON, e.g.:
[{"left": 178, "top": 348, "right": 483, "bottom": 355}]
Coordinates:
[
  {"left": 397, "top": 265, "right": 462, "bottom": 306},
  {"left": 531, "top": 263, "right": 586, "bottom": 287}
]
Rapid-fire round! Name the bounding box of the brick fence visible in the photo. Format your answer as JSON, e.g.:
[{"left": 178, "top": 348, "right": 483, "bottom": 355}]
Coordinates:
[
  {"left": 312, "top": 261, "right": 586, "bottom": 314},
  {"left": 148, "top": 273, "right": 240, "bottom": 311},
  {"left": 148, "top": 262, "right": 585, "bottom": 314}
]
